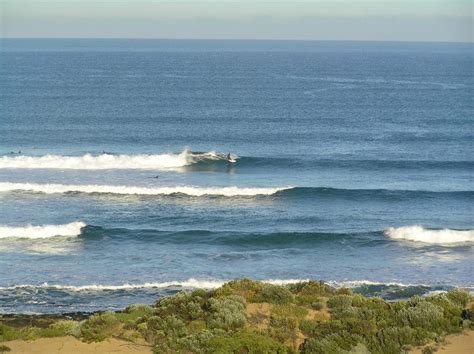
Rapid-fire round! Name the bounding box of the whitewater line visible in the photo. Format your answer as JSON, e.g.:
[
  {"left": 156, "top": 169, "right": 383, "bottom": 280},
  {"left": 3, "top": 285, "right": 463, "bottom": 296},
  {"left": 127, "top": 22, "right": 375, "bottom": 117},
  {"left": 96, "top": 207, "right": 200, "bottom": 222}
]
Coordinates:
[
  {"left": 0, "top": 150, "right": 232, "bottom": 170},
  {"left": 0, "top": 182, "right": 290, "bottom": 197},
  {"left": 0, "top": 279, "right": 310, "bottom": 292},
  {"left": 0, "top": 221, "right": 86, "bottom": 239},
  {"left": 384, "top": 225, "right": 474, "bottom": 244}
]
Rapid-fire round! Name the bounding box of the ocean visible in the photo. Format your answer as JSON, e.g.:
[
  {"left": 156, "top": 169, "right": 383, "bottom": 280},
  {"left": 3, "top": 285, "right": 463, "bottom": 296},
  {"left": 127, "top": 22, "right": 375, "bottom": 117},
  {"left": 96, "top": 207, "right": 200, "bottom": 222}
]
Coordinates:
[{"left": 0, "top": 39, "right": 472, "bottom": 314}]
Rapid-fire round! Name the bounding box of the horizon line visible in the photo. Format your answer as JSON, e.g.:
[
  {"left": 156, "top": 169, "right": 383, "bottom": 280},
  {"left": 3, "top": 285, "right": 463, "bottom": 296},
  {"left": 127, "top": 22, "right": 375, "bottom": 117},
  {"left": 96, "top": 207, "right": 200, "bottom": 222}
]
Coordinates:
[{"left": 1, "top": 37, "right": 473, "bottom": 44}]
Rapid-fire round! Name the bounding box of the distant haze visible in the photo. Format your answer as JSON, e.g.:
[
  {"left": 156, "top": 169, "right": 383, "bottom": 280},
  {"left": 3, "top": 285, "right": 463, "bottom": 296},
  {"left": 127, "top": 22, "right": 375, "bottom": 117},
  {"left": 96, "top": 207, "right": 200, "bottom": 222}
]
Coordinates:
[{"left": 0, "top": 0, "right": 472, "bottom": 42}]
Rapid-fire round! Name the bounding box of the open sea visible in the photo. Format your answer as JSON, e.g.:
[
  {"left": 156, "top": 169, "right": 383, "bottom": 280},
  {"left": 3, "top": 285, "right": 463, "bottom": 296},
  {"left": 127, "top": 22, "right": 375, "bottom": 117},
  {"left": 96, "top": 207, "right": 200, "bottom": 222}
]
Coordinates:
[{"left": 0, "top": 39, "right": 472, "bottom": 314}]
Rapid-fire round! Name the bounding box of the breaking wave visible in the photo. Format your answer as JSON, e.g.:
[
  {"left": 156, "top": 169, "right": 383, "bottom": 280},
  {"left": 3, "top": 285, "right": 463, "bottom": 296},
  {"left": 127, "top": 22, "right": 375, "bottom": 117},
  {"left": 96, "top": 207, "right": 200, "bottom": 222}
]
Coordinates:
[
  {"left": 384, "top": 225, "right": 474, "bottom": 244},
  {"left": 0, "top": 221, "right": 86, "bottom": 239},
  {"left": 0, "top": 279, "right": 308, "bottom": 292},
  {"left": 0, "top": 182, "right": 289, "bottom": 197},
  {"left": 0, "top": 150, "right": 235, "bottom": 170}
]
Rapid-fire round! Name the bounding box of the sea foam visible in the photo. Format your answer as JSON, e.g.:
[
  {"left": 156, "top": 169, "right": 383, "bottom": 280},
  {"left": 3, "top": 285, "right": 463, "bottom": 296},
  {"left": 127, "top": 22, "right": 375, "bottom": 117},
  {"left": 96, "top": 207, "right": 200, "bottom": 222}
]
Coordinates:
[
  {"left": 384, "top": 225, "right": 474, "bottom": 244},
  {"left": 0, "top": 221, "right": 86, "bottom": 239},
  {"left": 0, "top": 182, "right": 289, "bottom": 197},
  {"left": 0, "top": 150, "right": 230, "bottom": 170}
]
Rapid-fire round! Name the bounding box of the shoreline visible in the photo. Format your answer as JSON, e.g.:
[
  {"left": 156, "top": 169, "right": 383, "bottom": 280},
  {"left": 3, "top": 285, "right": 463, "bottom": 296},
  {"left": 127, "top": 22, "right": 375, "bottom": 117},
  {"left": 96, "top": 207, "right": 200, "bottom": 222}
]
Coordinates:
[{"left": 1, "top": 279, "right": 472, "bottom": 353}]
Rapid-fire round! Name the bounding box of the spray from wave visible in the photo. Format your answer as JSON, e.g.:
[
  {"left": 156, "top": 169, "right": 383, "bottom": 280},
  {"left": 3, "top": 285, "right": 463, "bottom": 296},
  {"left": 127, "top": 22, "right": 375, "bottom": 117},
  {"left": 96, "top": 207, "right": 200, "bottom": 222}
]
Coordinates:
[
  {"left": 0, "top": 182, "right": 289, "bottom": 197},
  {"left": 0, "top": 150, "right": 235, "bottom": 170},
  {"left": 384, "top": 225, "right": 474, "bottom": 244},
  {"left": 0, "top": 221, "right": 86, "bottom": 239}
]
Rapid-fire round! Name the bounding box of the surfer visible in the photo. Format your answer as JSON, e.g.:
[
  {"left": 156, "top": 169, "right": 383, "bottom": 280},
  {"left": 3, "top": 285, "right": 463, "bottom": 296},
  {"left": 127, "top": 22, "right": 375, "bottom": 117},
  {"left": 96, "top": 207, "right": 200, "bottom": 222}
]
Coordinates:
[{"left": 226, "top": 153, "right": 231, "bottom": 161}]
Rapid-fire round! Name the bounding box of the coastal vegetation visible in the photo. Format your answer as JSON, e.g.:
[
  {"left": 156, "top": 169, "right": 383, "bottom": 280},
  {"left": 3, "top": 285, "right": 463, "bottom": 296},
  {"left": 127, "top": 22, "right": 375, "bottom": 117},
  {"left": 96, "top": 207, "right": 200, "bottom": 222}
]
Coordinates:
[{"left": 0, "top": 279, "right": 472, "bottom": 353}]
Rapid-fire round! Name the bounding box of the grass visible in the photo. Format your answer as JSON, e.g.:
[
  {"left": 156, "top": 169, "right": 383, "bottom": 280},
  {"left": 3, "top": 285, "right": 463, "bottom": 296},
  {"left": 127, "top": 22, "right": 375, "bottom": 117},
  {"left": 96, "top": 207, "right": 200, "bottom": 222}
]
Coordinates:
[{"left": 0, "top": 279, "right": 472, "bottom": 353}]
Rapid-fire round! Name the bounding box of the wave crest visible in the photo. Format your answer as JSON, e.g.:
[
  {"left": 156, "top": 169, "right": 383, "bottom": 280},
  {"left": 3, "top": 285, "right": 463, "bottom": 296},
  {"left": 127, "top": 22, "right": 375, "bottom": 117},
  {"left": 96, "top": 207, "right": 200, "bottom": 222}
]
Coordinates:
[
  {"left": 0, "top": 150, "right": 234, "bottom": 170},
  {"left": 0, "top": 182, "right": 288, "bottom": 197},
  {"left": 384, "top": 225, "right": 474, "bottom": 244},
  {"left": 0, "top": 221, "right": 86, "bottom": 239}
]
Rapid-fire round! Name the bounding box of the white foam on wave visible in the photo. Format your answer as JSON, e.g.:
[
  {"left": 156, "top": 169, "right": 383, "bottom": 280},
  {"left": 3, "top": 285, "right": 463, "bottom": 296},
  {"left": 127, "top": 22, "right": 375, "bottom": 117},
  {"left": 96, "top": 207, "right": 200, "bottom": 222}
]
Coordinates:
[
  {"left": 326, "top": 280, "right": 429, "bottom": 288},
  {"left": 0, "top": 182, "right": 289, "bottom": 197},
  {"left": 0, "top": 278, "right": 309, "bottom": 292},
  {"left": 0, "top": 150, "right": 233, "bottom": 170},
  {"left": 0, "top": 221, "right": 86, "bottom": 239},
  {"left": 384, "top": 225, "right": 474, "bottom": 244}
]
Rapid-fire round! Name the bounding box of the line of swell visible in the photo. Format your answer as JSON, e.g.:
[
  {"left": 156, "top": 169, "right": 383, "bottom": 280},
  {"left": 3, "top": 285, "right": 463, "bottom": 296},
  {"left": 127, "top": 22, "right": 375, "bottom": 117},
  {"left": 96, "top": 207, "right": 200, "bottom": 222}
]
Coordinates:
[
  {"left": 0, "top": 183, "right": 471, "bottom": 198},
  {"left": 2, "top": 152, "right": 472, "bottom": 171},
  {"left": 0, "top": 182, "right": 289, "bottom": 197},
  {"left": 230, "top": 157, "right": 474, "bottom": 170},
  {"left": 81, "top": 226, "right": 474, "bottom": 246},
  {"left": 0, "top": 150, "right": 235, "bottom": 170}
]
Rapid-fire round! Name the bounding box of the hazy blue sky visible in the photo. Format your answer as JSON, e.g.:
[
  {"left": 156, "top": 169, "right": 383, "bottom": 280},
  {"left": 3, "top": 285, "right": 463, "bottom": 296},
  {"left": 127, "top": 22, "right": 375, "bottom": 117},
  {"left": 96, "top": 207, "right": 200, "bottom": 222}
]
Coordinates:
[{"left": 1, "top": 0, "right": 472, "bottom": 42}]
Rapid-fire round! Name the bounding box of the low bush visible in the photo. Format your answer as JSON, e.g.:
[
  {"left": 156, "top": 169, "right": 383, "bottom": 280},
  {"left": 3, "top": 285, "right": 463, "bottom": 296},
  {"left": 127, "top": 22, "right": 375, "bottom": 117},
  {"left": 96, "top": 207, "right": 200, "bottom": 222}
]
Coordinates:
[
  {"left": 214, "top": 279, "right": 264, "bottom": 301},
  {"left": 259, "top": 284, "right": 294, "bottom": 304},
  {"left": 156, "top": 291, "right": 206, "bottom": 321},
  {"left": 300, "top": 331, "right": 360, "bottom": 353},
  {"left": 0, "top": 345, "right": 11, "bottom": 353},
  {"left": 80, "top": 312, "right": 122, "bottom": 342},
  {"left": 206, "top": 331, "right": 287, "bottom": 353},
  {"left": 145, "top": 315, "right": 187, "bottom": 344},
  {"left": 398, "top": 301, "right": 445, "bottom": 332},
  {"left": 446, "top": 289, "right": 470, "bottom": 307},
  {"left": 207, "top": 295, "right": 246, "bottom": 331},
  {"left": 311, "top": 301, "right": 325, "bottom": 311},
  {"left": 272, "top": 303, "right": 308, "bottom": 320},
  {"left": 327, "top": 295, "right": 354, "bottom": 309},
  {"left": 268, "top": 315, "right": 298, "bottom": 347},
  {"left": 288, "top": 281, "right": 336, "bottom": 297}
]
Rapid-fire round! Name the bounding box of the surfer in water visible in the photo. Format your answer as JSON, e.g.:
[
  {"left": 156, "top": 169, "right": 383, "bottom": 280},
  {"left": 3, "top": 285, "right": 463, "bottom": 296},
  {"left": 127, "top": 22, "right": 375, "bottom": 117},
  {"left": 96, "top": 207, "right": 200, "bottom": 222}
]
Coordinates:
[{"left": 226, "top": 153, "right": 232, "bottom": 161}]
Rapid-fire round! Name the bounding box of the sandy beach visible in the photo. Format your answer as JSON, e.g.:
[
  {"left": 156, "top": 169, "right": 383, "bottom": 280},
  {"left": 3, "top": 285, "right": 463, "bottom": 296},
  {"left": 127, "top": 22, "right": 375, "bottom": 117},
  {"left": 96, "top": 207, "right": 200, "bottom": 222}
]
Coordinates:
[{"left": 1, "top": 336, "right": 152, "bottom": 353}]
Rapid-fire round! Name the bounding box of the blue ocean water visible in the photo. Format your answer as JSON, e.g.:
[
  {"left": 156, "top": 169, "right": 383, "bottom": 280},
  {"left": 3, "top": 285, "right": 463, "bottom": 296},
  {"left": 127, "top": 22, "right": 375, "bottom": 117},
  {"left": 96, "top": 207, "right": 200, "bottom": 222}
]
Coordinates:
[{"left": 0, "top": 39, "right": 472, "bottom": 313}]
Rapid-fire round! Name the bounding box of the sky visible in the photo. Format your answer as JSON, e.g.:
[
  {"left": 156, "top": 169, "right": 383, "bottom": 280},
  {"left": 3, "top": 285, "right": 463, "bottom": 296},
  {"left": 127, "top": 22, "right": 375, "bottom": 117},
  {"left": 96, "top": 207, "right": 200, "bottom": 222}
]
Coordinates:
[{"left": 0, "top": 0, "right": 472, "bottom": 42}]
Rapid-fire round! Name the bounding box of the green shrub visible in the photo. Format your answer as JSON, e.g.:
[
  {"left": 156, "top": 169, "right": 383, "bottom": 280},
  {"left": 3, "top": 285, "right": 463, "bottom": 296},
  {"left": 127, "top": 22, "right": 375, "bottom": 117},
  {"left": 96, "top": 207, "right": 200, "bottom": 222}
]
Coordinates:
[
  {"left": 299, "top": 319, "right": 345, "bottom": 338},
  {"left": 41, "top": 320, "right": 81, "bottom": 338},
  {"left": 0, "top": 345, "right": 11, "bottom": 353},
  {"left": 0, "top": 324, "right": 27, "bottom": 341},
  {"left": 446, "top": 289, "right": 471, "bottom": 307},
  {"left": 398, "top": 301, "right": 445, "bottom": 332},
  {"left": 312, "top": 301, "right": 325, "bottom": 311},
  {"left": 259, "top": 284, "right": 294, "bottom": 304},
  {"left": 301, "top": 331, "right": 360, "bottom": 354},
  {"left": 145, "top": 315, "right": 187, "bottom": 344},
  {"left": 207, "top": 296, "right": 246, "bottom": 331},
  {"left": 156, "top": 291, "right": 206, "bottom": 321},
  {"left": 207, "top": 331, "right": 287, "bottom": 353},
  {"left": 80, "top": 312, "right": 122, "bottom": 342},
  {"left": 422, "top": 345, "right": 438, "bottom": 354},
  {"left": 340, "top": 317, "right": 377, "bottom": 337},
  {"left": 272, "top": 303, "right": 308, "bottom": 320},
  {"left": 268, "top": 315, "right": 298, "bottom": 345},
  {"left": 288, "top": 281, "right": 336, "bottom": 297},
  {"left": 367, "top": 326, "right": 416, "bottom": 354},
  {"left": 214, "top": 279, "right": 264, "bottom": 301},
  {"left": 117, "top": 304, "right": 155, "bottom": 323},
  {"left": 163, "top": 329, "right": 220, "bottom": 353},
  {"left": 327, "top": 295, "right": 354, "bottom": 309}
]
